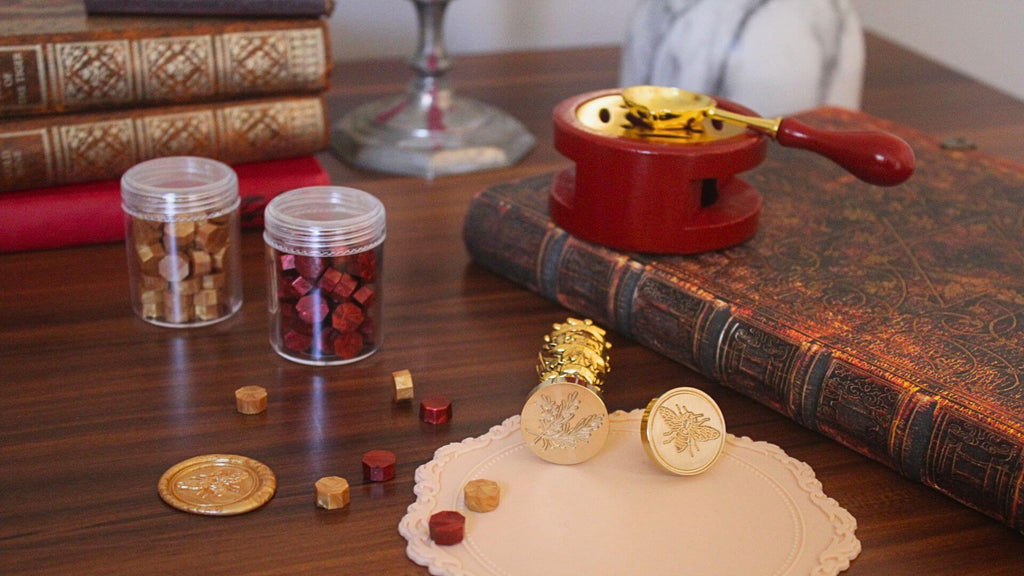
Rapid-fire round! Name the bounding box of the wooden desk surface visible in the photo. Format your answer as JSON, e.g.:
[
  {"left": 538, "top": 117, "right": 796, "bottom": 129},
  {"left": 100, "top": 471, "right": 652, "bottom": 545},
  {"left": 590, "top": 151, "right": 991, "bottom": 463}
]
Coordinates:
[{"left": 2, "top": 35, "right": 1022, "bottom": 575}]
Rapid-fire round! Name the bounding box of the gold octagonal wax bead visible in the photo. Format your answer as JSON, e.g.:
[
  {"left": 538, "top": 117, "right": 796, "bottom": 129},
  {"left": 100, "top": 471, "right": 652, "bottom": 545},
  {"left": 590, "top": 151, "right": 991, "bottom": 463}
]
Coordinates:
[
  {"left": 315, "top": 476, "right": 350, "bottom": 510},
  {"left": 392, "top": 369, "right": 414, "bottom": 402},
  {"left": 136, "top": 243, "right": 166, "bottom": 275},
  {"left": 158, "top": 254, "right": 190, "bottom": 283},
  {"left": 235, "top": 386, "right": 268, "bottom": 415},
  {"left": 191, "top": 250, "right": 212, "bottom": 276},
  {"left": 464, "top": 479, "right": 500, "bottom": 513},
  {"left": 196, "top": 221, "right": 228, "bottom": 253}
]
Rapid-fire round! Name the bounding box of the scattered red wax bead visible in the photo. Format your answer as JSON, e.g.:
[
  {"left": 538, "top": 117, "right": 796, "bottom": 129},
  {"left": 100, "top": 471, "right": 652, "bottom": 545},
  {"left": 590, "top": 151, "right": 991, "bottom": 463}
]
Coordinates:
[
  {"left": 429, "top": 511, "right": 465, "bottom": 546},
  {"left": 362, "top": 449, "right": 396, "bottom": 482},
  {"left": 420, "top": 395, "right": 453, "bottom": 425},
  {"left": 296, "top": 293, "right": 330, "bottom": 324}
]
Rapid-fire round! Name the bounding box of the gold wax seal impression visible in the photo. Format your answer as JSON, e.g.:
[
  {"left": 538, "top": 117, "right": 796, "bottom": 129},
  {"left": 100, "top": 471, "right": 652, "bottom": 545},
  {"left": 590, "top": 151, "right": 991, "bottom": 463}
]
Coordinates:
[
  {"left": 158, "top": 454, "right": 276, "bottom": 516},
  {"left": 641, "top": 387, "right": 726, "bottom": 475},
  {"left": 521, "top": 318, "right": 612, "bottom": 465}
]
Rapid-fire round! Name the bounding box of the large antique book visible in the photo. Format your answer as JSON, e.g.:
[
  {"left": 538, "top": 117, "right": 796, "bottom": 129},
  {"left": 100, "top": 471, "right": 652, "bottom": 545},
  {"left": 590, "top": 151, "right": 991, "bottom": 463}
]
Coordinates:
[
  {"left": 0, "top": 94, "right": 327, "bottom": 193},
  {"left": 0, "top": 156, "right": 330, "bottom": 252},
  {"left": 83, "top": 0, "right": 336, "bottom": 17},
  {"left": 463, "top": 107, "right": 1024, "bottom": 531},
  {"left": 0, "top": 0, "right": 330, "bottom": 117}
]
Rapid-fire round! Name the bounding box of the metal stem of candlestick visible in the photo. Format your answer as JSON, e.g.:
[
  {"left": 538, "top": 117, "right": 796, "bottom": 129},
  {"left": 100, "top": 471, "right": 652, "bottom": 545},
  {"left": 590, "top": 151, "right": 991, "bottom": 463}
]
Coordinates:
[{"left": 330, "top": 0, "right": 535, "bottom": 179}]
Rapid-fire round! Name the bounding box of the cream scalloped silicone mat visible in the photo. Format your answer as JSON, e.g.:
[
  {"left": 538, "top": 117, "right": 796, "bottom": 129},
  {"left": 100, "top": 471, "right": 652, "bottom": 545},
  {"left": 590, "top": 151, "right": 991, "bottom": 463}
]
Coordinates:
[{"left": 400, "top": 410, "right": 860, "bottom": 576}]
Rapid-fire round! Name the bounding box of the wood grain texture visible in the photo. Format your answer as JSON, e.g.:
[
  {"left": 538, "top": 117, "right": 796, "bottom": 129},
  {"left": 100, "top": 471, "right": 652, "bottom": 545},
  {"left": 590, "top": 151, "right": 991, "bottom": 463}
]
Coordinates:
[{"left": 1, "top": 36, "right": 1022, "bottom": 575}]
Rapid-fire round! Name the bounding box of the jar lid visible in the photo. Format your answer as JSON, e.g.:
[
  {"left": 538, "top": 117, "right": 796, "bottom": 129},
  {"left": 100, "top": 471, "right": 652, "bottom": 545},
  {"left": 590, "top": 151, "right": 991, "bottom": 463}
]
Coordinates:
[
  {"left": 121, "top": 156, "right": 239, "bottom": 221},
  {"left": 263, "top": 186, "right": 386, "bottom": 256}
]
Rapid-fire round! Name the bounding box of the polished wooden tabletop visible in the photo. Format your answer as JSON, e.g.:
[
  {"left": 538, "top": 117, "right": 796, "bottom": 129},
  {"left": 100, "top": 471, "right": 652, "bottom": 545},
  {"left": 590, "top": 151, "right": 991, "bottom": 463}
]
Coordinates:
[{"left": 2, "top": 35, "right": 1023, "bottom": 575}]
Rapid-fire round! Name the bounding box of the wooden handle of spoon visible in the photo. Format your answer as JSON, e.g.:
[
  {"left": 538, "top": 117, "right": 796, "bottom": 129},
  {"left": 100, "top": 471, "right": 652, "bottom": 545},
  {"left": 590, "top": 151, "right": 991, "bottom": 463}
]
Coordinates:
[{"left": 776, "top": 118, "right": 915, "bottom": 186}]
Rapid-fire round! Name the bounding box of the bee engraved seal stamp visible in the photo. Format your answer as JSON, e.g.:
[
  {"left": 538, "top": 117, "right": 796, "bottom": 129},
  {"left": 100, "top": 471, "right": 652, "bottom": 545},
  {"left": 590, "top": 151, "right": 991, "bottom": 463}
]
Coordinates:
[
  {"left": 521, "top": 318, "right": 612, "bottom": 465},
  {"left": 641, "top": 387, "right": 725, "bottom": 475},
  {"left": 158, "top": 454, "right": 277, "bottom": 516}
]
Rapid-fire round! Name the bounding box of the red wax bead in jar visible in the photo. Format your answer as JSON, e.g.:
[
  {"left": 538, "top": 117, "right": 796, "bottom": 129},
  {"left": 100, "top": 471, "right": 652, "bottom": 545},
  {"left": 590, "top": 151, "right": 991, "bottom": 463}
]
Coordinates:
[
  {"left": 264, "top": 187, "right": 385, "bottom": 366},
  {"left": 295, "top": 293, "right": 330, "bottom": 324},
  {"left": 333, "top": 331, "right": 363, "bottom": 359},
  {"left": 331, "top": 273, "right": 359, "bottom": 299},
  {"left": 331, "top": 301, "right": 364, "bottom": 333},
  {"left": 294, "top": 255, "right": 327, "bottom": 281}
]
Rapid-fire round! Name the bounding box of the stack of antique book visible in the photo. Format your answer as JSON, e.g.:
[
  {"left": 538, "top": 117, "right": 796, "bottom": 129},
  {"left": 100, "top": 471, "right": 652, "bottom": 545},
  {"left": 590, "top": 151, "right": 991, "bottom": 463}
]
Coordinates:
[{"left": 0, "top": 0, "right": 335, "bottom": 252}]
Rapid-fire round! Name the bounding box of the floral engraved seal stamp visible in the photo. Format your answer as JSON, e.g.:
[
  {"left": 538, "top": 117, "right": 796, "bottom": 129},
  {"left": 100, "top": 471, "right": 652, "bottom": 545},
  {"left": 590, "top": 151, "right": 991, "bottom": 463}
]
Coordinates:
[
  {"left": 158, "top": 454, "right": 277, "bottom": 516},
  {"left": 521, "top": 318, "right": 612, "bottom": 465},
  {"left": 642, "top": 388, "right": 726, "bottom": 475},
  {"left": 524, "top": 390, "right": 605, "bottom": 450}
]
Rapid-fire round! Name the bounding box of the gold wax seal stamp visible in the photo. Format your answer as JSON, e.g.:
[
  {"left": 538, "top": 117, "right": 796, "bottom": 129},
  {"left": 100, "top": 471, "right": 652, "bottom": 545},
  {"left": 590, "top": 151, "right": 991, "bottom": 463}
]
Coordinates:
[
  {"left": 158, "top": 454, "right": 277, "bottom": 516},
  {"left": 641, "top": 387, "right": 726, "bottom": 475},
  {"left": 520, "top": 318, "right": 612, "bottom": 465}
]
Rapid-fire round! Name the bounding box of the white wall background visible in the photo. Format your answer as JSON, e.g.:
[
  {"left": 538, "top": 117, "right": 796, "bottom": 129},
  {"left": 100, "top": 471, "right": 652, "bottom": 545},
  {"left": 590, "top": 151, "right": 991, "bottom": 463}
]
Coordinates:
[{"left": 328, "top": 0, "right": 1024, "bottom": 102}]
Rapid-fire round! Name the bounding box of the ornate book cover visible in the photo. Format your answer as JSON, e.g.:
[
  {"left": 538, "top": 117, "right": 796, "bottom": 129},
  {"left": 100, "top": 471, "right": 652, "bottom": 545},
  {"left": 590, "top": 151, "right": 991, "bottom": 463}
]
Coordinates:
[
  {"left": 0, "top": 94, "right": 327, "bottom": 192},
  {"left": 0, "top": 156, "right": 330, "bottom": 252},
  {"left": 463, "top": 107, "right": 1024, "bottom": 531},
  {"left": 0, "top": 0, "right": 330, "bottom": 116}
]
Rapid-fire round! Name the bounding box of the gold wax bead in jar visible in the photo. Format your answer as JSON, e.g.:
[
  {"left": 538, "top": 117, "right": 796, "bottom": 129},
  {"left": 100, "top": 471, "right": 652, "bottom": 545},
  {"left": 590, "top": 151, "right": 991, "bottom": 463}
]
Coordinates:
[
  {"left": 521, "top": 318, "right": 612, "bottom": 465},
  {"left": 121, "top": 157, "right": 243, "bottom": 327}
]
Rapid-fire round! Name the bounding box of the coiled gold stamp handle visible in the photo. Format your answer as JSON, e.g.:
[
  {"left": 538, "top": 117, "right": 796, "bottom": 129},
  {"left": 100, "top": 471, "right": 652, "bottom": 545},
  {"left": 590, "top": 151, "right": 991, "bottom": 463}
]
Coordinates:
[{"left": 521, "top": 318, "right": 611, "bottom": 465}]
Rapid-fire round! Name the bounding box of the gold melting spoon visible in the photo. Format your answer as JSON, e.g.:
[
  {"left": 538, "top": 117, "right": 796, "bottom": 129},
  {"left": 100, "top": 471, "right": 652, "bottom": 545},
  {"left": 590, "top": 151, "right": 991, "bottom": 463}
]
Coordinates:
[{"left": 621, "top": 86, "right": 915, "bottom": 186}]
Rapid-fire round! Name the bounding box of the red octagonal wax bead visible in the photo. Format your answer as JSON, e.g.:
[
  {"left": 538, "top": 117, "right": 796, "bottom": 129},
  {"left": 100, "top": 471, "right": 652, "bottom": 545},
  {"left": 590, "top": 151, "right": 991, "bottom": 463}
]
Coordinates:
[
  {"left": 362, "top": 449, "right": 396, "bottom": 482},
  {"left": 296, "top": 293, "right": 329, "bottom": 324},
  {"left": 429, "top": 511, "right": 465, "bottom": 545}
]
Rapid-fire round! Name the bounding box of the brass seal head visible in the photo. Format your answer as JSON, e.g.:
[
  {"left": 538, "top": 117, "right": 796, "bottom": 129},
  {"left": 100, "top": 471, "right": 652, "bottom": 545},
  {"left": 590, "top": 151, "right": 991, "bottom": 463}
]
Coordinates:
[
  {"left": 521, "top": 318, "right": 612, "bottom": 465},
  {"left": 641, "top": 387, "right": 726, "bottom": 475}
]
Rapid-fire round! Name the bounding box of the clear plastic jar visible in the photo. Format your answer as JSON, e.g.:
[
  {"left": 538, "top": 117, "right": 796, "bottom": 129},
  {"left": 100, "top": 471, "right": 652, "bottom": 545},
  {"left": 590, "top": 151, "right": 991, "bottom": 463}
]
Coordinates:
[
  {"left": 121, "top": 157, "right": 243, "bottom": 327},
  {"left": 263, "top": 186, "right": 386, "bottom": 365}
]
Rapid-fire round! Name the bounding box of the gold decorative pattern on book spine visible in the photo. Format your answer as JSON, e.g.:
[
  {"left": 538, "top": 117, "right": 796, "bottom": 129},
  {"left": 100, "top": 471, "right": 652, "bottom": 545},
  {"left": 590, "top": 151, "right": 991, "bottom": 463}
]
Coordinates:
[
  {"left": 138, "top": 36, "right": 216, "bottom": 100},
  {"left": 53, "top": 39, "right": 133, "bottom": 106}
]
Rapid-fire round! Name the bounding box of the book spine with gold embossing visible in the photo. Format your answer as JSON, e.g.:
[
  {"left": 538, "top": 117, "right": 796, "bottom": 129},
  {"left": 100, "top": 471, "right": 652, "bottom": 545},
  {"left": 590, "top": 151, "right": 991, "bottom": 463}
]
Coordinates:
[
  {"left": 463, "top": 108, "right": 1024, "bottom": 531},
  {"left": 0, "top": 94, "right": 327, "bottom": 193},
  {"left": 0, "top": 15, "right": 329, "bottom": 117}
]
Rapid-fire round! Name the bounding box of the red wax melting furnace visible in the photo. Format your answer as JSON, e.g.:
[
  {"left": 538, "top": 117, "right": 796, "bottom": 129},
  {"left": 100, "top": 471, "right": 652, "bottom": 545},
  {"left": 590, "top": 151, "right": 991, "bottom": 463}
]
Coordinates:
[{"left": 550, "top": 88, "right": 915, "bottom": 254}]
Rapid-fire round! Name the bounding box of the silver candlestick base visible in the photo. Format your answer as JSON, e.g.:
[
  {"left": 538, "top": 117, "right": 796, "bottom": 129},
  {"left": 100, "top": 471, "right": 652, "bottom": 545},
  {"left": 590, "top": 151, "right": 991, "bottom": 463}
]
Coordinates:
[{"left": 330, "top": 0, "right": 534, "bottom": 179}]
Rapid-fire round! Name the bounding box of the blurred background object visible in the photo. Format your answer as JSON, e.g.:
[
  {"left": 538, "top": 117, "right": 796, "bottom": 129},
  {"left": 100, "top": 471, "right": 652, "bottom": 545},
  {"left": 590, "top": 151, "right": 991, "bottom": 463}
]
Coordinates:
[
  {"left": 619, "top": 0, "right": 865, "bottom": 117},
  {"left": 326, "top": 0, "right": 1024, "bottom": 105}
]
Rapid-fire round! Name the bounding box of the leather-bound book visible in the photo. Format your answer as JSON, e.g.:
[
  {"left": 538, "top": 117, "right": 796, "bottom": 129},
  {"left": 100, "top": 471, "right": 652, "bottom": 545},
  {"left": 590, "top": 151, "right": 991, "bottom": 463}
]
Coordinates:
[
  {"left": 463, "top": 107, "right": 1024, "bottom": 531},
  {"left": 0, "top": 156, "right": 331, "bottom": 252},
  {"left": 83, "top": 0, "right": 336, "bottom": 17},
  {"left": 0, "top": 94, "right": 327, "bottom": 192},
  {"left": 0, "top": 0, "right": 330, "bottom": 117}
]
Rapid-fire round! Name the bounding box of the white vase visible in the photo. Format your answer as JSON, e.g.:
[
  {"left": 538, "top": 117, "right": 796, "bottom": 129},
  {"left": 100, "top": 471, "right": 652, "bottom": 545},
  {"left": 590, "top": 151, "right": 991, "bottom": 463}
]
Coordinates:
[{"left": 620, "top": 0, "right": 865, "bottom": 117}]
